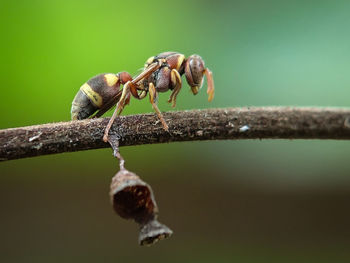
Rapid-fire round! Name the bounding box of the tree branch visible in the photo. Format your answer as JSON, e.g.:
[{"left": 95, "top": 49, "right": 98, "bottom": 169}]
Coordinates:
[{"left": 1, "top": 107, "right": 350, "bottom": 162}]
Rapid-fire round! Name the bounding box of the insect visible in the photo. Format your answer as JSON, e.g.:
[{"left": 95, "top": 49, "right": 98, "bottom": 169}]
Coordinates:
[{"left": 71, "top": 52, "right": 215, "bottom": 142}]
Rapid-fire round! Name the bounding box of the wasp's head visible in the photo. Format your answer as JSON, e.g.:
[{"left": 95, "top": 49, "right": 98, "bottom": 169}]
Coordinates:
[{"left": 184, "top": 55, "right": 214, "bottom": 101}]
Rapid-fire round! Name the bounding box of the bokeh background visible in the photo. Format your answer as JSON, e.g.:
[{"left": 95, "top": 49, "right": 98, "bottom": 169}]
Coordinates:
[{"left": 1, "top": 0, "right": 350, "bottom": 262}]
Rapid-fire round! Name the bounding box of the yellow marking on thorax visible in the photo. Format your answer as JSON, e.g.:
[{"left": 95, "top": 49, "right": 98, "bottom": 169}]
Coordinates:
[
  {"left": 104, "top": 74, "right": 119, "bottom": 86},
  {"left": 80, "top": 83, "right": 103, "bottom": 108},
  {"left": 144, "top": 56, "right": 155, "bottom": 68},
  {"left": 144, "top": 56, "right": 155, "bottom": 69},
  {"left": 146, "top": 56, "right": 155, "bottom": 65},
  {"left": 176, "top": 54, "right": 185, "bottom": 71}
]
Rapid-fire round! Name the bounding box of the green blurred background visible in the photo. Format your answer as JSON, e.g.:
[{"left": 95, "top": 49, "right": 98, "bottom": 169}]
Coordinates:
[{"left": 1, "top": 0, "right": 350, "bottom": 262}]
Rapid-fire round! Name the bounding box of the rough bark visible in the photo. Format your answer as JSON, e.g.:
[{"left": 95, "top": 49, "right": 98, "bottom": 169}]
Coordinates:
[{"left": 1, "top": 107, "right": 350, "bottom": 161}]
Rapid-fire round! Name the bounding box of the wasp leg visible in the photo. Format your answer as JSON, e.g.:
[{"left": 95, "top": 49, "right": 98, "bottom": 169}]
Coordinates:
[
  {"left": 204, "top": 68, "right": 214, "bottom": 102},
  {"left": 167, "top": 69, "right": 182, "bottom": 108},
  {"left": 138, "top": 90, "right": 148, "bottom": 99},
  {"left": 149, "top": 83, "right": 169, "bottom": 131},
  {"left": 103, "top": 81, "right": 132, "bottom": 142},
  {"left": 103, "top": 81, "right": 147, "bottom": 142}
]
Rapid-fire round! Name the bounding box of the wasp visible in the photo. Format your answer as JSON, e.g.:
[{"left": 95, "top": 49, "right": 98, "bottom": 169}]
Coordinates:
[{"left": 71, "top": 52, "right": 215, "bottom": 142}]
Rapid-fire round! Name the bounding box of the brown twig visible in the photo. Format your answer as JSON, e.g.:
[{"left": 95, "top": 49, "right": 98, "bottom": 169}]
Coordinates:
[
  {"left": 107, "top": 134, "right": 125, "bottom": 170},
  {"left": 1, "top": 107, "right": 350, "bottom": 162}
]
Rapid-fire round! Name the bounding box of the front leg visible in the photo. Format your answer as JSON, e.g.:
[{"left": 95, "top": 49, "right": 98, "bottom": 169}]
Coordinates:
[
  {"left": 167, "top": 69, "right": 182, "bottom": 108},
  {"left": 149, "top": 83, "right": 169, "bottom": 131}
]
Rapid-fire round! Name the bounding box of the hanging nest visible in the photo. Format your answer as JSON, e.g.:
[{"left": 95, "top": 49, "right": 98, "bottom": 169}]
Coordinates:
[{"left": 110, "top": 168, "right": 172, "bottom": 246}]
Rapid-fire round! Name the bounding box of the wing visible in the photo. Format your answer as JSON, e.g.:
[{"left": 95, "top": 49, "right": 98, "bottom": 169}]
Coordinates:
[
  {"left": 92, "top": 62, "right": 162, "bottom": 119},
  {"left": 91, "top": 89, "right": 123, "bottom": 118}
]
